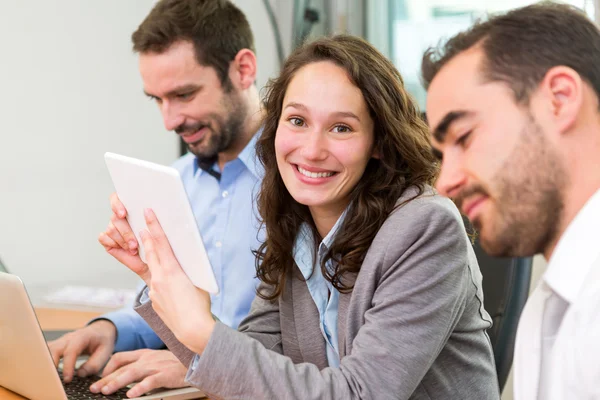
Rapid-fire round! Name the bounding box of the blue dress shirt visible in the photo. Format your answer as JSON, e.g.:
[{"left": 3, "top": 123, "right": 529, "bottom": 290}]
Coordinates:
[
  {"left": 100, "top": 134, "right": 264, "bottom": 352},
  {"left": 292, "top": 211, "right": 347, "bottom": 368}
]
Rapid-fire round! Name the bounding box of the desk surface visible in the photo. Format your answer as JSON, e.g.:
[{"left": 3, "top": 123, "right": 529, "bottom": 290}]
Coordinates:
[
  {"left": 0, "top": 307, "right": 102, "bottom": 400},
  {"left": 34, "top": 307, "right": 103, "bottom": 331}
]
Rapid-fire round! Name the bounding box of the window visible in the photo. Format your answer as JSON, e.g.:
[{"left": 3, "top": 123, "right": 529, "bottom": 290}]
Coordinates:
[{"left": 367, "top": 0, "right": 595, "bottom": 109}]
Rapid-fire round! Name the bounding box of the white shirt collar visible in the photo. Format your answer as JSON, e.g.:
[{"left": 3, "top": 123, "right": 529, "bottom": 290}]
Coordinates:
[{"left": 544, "top": 188, "right": 600, "bottom": 304}]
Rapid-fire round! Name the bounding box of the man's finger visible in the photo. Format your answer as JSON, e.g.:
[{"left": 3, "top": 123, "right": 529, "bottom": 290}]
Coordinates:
[
  {"left": 77, "top": 344, "right": 113, "bottom": 378},
  {"left": 47, "top": 340, "right": 66, "bottom": 368},
  {"left": 101, "top": 351, "right": 141, "bottom": 377},
  {"left": 126, "top": 374, "right": 162, "bottom": 399},
  {"left": 93, "top": 366, "right": 146, "bottom": 396},
  {"left": 61, "top": 340, "right": 87, "bottom": 383}
]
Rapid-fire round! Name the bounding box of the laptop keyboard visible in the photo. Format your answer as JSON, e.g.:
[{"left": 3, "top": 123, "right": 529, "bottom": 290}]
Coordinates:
[{"left": 58, "top": 370, "right": 130, "bottom": 400}]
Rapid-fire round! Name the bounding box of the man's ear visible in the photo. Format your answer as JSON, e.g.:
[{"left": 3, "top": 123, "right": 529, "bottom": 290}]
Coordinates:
[
  {"left": 539, "top": 66, "right": 583, "bottom": 134},
  {"left": 229, "top": 49, "right": 257, "bottom": 90}
]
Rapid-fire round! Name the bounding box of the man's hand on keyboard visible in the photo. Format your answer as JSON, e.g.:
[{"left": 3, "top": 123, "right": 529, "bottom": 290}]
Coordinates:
[
  {"left": 89, "top": 349, "right": 188, "bottom": 398},
  {"left": 48, "top": 319, "right": 117, "bottom": 383}
]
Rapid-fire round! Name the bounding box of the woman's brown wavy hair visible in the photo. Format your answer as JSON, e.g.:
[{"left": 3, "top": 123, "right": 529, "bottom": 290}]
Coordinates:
[{"left": 254, "top": 35, "right": 438, "bottom": 300}]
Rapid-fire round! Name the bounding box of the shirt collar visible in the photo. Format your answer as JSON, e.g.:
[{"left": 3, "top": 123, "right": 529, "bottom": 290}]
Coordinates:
[
  {"left": 293, "top": 207, "right": 349, "bottom": 279},
  {"left": 191, "top": 128, "right": 262, "bottom": 179},
  {"left": 544, "top": 188, "right": 600, "bottom": 304},
  {"left": 320, "top": 207, "right": 349, "bottom": 253},
  {"left": 237, "top": 129, "right": 262, "bottom": 179}
]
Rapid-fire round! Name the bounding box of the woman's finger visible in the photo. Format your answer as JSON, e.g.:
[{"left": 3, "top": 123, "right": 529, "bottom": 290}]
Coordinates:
[
  {"left": 140, "top": 229, "right": 160, "bottom": 277},
  {"left": 105, "top": 219, "right": 128, "bottom": 251},
  {"left": 98, "top": 232, "right": 118, "bottom": 250},
  {"left": 143, "top": 209, "right": 177, "bottom": 268},
  {"left": 109, "top": 193, "right": 127, "bottom": 218},
  {"left": 110, "top": 214, "right": 138, "bottom": 254}
]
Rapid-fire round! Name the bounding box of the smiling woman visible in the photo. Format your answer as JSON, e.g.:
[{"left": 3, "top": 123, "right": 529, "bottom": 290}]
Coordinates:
[
  {"left": 108, "top": 35, "right": 500, "bottom": 399},
  {"left": 273, "top": 61, "right": 376, "bottom": 236}
]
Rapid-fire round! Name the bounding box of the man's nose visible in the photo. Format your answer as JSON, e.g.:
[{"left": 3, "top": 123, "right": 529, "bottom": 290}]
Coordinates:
[
  {"left": 435, "top": 153, "right": 466, "bottom": 198},
  {"left": 160, "top": 102, "right": 185, "bottom": 132}
]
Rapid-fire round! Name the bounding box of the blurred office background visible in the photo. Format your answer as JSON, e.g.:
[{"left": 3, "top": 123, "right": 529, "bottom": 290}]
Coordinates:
[{"left": 0, "top": 0, "right": 595, "bottom": 397}]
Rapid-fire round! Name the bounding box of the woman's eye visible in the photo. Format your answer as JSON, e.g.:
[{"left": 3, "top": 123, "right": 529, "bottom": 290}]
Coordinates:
[
  {"left": 333, "top": 125, "right": 352, "bottom": 133},
  {"left": 289, "top": 117, "right": 305, "bottom": 127},
  {"left": 456, "top": 131, "right": 472, "bottom": 147}
]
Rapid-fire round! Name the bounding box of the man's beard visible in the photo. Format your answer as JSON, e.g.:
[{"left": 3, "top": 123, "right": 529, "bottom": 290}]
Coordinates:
[
  {"left": 456, "top": 117, "right": 568, "bottom": 257},
  {"left": 176, "top": 90, "right": 248, "bottom": 162}
]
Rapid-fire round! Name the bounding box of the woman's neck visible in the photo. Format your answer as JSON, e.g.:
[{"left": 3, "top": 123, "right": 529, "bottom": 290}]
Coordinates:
[{"left": 309, "top": 203, "right": 347, "bottom": 239}]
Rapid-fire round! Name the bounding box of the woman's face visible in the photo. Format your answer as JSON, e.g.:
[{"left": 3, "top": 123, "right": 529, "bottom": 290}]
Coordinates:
[{"left": 275, "top": 61, "right": 376, "bottom": 219}]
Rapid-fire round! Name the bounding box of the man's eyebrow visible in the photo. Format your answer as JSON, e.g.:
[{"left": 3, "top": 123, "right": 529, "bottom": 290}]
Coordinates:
[
  {"left": 143, "top": 84, "right": 200, "bottom": 99},
  {"left": 432, "top": 111, "right": 472, "bottom": 143}
]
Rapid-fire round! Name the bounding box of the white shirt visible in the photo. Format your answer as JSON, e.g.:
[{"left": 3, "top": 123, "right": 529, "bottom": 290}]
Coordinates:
[{"left": 514, "top": 189, "right": 600, "bottom": 400}]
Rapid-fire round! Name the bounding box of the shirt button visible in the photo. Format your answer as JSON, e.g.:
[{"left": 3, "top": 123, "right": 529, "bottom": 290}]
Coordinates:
[
  {"left": 215, "top": 241, "right": 222, "bottom": 248},
  {"left": 222, "top": 190, "right": 229, "bottom": 198}
]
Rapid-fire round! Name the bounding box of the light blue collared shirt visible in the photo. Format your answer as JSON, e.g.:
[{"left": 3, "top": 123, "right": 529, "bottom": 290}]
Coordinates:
[
  {"left": 101, "top": 133, "right": 264, "bottom": 352},
  {"left": 292, "top": 211, "right": 347, "bottom": 368}
]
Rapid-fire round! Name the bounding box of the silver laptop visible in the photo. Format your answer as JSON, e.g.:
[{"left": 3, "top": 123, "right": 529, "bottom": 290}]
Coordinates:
[{"left": 0, "top": 272, "right": 204, "bottom": 400}]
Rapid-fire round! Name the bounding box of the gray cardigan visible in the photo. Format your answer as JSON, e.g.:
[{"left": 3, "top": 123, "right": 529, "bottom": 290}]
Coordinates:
[{"left": 135, "top": 188, "right": 500, "bottom": 399}]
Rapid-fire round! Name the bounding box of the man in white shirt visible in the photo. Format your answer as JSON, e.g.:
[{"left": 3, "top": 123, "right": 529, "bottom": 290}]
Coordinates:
[{"left": 422, "top": 3, "right": 600, "bottom": 399}]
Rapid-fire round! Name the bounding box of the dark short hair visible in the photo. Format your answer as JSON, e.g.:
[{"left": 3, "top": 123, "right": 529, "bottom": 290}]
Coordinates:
[
  {"left": 132, "top": 0, "right": 255, "bottom": 88},
  {"left": 422, "top": 2, "right": 600, "bottom": 104}
]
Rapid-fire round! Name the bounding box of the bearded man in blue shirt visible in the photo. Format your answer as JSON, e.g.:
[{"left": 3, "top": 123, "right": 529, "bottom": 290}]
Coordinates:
[{"left": 48, "top": 0, "right": 264, "bottom": 397}]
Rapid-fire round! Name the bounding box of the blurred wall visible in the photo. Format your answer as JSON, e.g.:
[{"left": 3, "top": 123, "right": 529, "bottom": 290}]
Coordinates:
[{"left": 0, "top": 0, "right": 283, "bottom": 291}]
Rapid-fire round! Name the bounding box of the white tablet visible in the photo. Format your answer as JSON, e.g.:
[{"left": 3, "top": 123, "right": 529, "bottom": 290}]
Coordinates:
[{"left": 104, "top": 152, "right": 219, "bottom": 294}]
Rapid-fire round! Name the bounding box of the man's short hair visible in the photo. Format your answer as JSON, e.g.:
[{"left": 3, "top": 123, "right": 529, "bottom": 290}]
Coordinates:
[
  {"left": 132, "top": 0, "right": 255, "bottom": 88},
  {"left": 421, "top": 3, "right": 600, "bottom": 105}
]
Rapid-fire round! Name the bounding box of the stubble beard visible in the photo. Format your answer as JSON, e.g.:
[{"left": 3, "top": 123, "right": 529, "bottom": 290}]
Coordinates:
[
  {"left": 477, "top": 117, "right": 568, "bottom": 257},
  {"left": 188, "top": 89, "right": 249, "bottom": 162}
]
